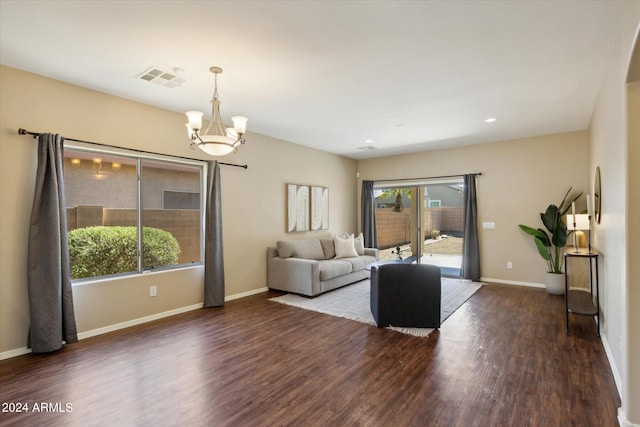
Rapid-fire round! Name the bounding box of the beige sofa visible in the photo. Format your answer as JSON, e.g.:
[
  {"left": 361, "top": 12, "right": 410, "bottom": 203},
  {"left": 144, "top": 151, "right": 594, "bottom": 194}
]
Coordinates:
[{"left": 267, "top": 237, "right": 378, "bottom": 297}]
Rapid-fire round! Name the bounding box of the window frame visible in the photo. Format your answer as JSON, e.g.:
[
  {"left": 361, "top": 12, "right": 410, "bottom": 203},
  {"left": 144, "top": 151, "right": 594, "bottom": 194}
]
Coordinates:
[{"left": 64, "top": 142, "right": 207, "bottom": 283}]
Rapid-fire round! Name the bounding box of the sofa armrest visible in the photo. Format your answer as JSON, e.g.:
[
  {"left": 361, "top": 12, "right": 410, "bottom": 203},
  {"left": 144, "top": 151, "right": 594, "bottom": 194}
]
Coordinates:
[
  {"left": 267, "top": 246, "right": 280, "bottom": 259},
  {"left": 267, "top": 252, "right": 321, "bottom": 296},
  {"left": 364, "top": 247, "right": 379, "bottom": 260}
]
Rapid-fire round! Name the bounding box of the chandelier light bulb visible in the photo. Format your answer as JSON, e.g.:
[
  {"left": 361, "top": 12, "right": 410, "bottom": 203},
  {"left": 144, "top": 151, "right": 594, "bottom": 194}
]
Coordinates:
[
  {"left": 232, "top": 116, "right": 248, "bottom": 134},
  {"left": 185, "top": 111, "right": 203, "bottom": 131}
]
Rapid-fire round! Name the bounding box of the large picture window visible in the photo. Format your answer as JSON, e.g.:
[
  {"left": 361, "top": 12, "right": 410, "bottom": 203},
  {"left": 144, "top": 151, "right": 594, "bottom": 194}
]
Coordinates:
[{"left": 64, "top": 146, "right": 204, "bottom": 280}]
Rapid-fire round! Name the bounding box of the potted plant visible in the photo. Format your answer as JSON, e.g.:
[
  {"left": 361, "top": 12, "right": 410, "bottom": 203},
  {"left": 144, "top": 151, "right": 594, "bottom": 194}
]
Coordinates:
[{"left": 518, "top": 188, "right": 582, "bottom": 295}]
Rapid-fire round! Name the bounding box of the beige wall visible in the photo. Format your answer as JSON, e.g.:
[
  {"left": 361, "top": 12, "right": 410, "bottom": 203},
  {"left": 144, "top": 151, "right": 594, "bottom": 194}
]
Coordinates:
[
  {"left": 0, "top": 66, "right": 358, "bottom": 356},
  {"left": 589, "top": 2, "right": 640, "bottom": 424},
  {"left": 356, "top": 132, "right": 589, "bottom": 286}
]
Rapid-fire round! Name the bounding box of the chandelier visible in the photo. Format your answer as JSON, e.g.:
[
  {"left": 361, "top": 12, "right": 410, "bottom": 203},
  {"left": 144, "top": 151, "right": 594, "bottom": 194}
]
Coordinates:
[{"left": 185, "top": 67, "right": 248, "bottom": 156}]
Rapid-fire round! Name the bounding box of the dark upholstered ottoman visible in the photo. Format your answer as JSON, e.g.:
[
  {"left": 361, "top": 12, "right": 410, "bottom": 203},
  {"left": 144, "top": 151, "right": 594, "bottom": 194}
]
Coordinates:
[{"left": 370, "top": 263, "right": 441, "bottom": 328}]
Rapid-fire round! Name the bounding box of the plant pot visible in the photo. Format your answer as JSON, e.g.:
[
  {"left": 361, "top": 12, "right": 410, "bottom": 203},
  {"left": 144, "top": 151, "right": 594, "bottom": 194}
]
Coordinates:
[{"left": 545, "top": 272, "right": 565, "bottom": 295}]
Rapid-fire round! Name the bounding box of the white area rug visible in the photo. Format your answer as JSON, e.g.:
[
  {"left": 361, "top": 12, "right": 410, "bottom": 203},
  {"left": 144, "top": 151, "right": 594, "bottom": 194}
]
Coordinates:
[{"left": 269, "top": 278, "right": 483, "bottom": 337}]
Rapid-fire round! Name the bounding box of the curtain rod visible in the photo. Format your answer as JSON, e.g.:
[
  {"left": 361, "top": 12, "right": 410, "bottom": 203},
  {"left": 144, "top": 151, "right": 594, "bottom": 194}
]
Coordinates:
[
  {"left": 371, "top": 172, "right": 482, "bottom": 183},
  {"left": 18, "top": 128, "right": 248, "bottom": 169}
]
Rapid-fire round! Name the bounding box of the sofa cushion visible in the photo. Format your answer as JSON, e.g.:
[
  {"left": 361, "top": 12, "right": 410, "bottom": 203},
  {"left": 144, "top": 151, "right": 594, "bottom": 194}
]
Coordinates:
[
  {"left": 335, "top": 235, "right": 358, "bottom": 258},
  {"left": 319, "top": 260, "right": 353, "bottom": 281},
  {"left": 276, "top": 238, "right": 325, "bottom": 260},
  {"left": 319, "top": 238, "right": 336, "bottom": 259},
  {"left": 342, "top": 254, "right": 376, "bottom": 271}
]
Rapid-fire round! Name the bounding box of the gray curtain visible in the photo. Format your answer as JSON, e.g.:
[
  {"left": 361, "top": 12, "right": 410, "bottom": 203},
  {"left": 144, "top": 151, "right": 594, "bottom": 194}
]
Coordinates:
[
  {"left": 204, "top": 160, "right": 225, "bottom": 307},
  {"left": 361, "top": 180, "right": 377, "bottom": 248},
  {"left": 461, "top": 174, "right": 480, "bottom": 280},
  {"left": 27, "top": 133, "right": 78, "bottom": 353}
]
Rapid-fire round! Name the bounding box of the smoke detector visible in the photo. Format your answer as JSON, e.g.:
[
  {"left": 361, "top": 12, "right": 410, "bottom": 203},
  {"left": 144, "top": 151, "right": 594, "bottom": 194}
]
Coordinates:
[
  {"left": 137, "top": 67, "right": 186, "bottom": 88},
  {"left": 357, "top": 145, "right": 377, "bottom": 151}
]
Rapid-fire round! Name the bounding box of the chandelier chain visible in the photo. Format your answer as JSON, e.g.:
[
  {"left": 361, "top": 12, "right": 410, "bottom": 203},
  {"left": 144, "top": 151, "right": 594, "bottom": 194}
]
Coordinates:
[{"left": 213, "top": 72, "right": 219, "bottom": 101}]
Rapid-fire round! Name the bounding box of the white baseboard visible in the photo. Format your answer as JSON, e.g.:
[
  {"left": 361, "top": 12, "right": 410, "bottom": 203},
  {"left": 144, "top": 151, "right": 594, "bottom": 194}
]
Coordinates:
[
  {"left": 77, "top": 303, "right": 204, "bottom": 340},
  {"left": 601, "top": 332, "right": 623, "bottom": 398},
  {"left": 0, "top": 346, "right": 31, "bottom": 360},
  {"left": 0, "top": 287, "right": 270, "bottom": 360},
  {"left": 226, "top": 286, "right": 269, "bottom": 301},
  {"left": 602, "top": 332, "right": 629, "bottom": 427},
  {"left": 618, "top": 408, "right": 640, "bottom": 427},
  {"left": 591, "top": 323, "right": 636, "bottom": 427},
  {"left": 480, "top": 277, "right": 544, "bottom": 288}
]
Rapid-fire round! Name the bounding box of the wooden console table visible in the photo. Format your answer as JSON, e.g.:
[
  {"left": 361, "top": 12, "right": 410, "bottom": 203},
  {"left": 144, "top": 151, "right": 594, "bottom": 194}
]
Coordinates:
[{"left": 564, "top": 248, "right": 599, "bottom": 336}]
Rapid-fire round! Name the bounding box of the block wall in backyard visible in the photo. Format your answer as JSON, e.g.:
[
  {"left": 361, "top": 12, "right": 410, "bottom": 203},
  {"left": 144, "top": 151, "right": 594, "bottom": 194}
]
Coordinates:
[
  {"left": 376, "top": 207, "right": 464, "bottom": 249},
  {"left": 375, "top": 209, "right": 412, "bottom": 249}
]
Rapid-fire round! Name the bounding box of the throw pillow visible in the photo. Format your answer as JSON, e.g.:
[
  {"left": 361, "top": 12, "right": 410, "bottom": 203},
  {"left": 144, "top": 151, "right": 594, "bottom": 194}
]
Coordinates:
[
  {"left": 319, "top": 238, "right": 337, "bottom": 259},
  {"left": 276, "top": 240, "right": 296, "bottom": 258},
  {"left": 334, "top": 234, "right": 358, "bottom": 258},
  {"left": 353, "top": 232, "right": 365, "bottom": 255},
  {"left": 293, "top": 238, "right": 325, "bottom": 260},
  {"left": 338, "top": 232, "right": 366, "bottom": 255}
]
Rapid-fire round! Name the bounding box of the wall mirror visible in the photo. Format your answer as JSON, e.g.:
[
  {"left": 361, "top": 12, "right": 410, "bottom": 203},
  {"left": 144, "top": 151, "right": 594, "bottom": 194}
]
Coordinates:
[{"left": 594, "top": 166, "right": 601, "bottom": 224}]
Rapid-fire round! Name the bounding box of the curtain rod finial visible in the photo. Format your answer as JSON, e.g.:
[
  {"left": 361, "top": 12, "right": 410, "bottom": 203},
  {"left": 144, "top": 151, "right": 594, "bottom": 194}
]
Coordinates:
[{"left": 18, "top": 128, "right": 38, "bottom": 138}]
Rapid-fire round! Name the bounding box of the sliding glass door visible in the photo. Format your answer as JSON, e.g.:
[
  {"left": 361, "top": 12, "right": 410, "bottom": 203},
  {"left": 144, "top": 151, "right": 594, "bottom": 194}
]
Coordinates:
[
  {"left": 373, "top": 185, "right": 421, "bottom": 263},
  {"left": 373, "top": 178, "right": 464, "bottom": 276}
]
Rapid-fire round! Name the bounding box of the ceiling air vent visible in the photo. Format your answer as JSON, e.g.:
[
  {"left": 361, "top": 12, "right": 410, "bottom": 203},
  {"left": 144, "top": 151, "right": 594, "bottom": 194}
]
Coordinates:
[
  {"left": 137, "top": 67, "right": 186, "bottom": 88},
  {"left": 357, "top": 145, "right": 377, "bottom": 151}
]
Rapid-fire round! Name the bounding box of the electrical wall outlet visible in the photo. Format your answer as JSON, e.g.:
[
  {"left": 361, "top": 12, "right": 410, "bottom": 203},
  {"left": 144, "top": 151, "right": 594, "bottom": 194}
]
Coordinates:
[
  {"left": 150, "top": 286, "right": 157, "bottom": 297},
  {"left": 507, "top": 261, "right": 513, "bottom": 270}
]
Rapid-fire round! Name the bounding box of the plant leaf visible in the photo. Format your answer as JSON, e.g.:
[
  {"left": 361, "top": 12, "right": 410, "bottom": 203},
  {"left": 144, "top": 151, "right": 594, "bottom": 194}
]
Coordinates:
[
  {"left": 519, "top": 224, "right": 541, "bottom": 237},
  {"left": 559, "top": 191, "right": 584, "bottom": 216},
  {"left": 541, "top": 205, "right": 559, "bottom": 233},
  {"left": 552, "top": 220, "right": 567, "bottom": 247},
  {"left": 557, "top": 187, "right": 572, "bottom": 212},
  {"left": 534, "top": 237, "right": 551, "bottom": 260}
]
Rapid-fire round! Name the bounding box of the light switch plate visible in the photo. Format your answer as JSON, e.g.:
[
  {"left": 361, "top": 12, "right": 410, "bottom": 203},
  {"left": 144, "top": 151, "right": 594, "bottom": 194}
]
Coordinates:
[{"left": 482, "top": 222, "right": 496, "bottom": 229}]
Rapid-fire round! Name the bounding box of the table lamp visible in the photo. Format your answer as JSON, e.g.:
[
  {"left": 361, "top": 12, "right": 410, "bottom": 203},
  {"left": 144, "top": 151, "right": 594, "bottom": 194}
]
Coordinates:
[{"left": 566, "top": 213, "right": 591, "bottom": 253}]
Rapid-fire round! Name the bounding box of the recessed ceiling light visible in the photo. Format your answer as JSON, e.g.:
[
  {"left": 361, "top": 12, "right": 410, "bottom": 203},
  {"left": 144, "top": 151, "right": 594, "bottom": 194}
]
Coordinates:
[
  {"left": 485, "top": 117, "right": 497, "bottom": 123},
  {"left": 365, "top": 139, "right": 374, "bottom": 144}
]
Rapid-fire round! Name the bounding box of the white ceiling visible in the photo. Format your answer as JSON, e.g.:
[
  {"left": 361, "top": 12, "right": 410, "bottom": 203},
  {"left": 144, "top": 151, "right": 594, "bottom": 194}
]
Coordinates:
[{"left": 0, "top": 1, "right": 622, "bottom": 159}]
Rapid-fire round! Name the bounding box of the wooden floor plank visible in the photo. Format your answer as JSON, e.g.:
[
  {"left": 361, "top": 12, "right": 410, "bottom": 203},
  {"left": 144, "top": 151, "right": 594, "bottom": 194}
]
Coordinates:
[{"left": 0, "top": 283, "right": 619, "bottom": 426}]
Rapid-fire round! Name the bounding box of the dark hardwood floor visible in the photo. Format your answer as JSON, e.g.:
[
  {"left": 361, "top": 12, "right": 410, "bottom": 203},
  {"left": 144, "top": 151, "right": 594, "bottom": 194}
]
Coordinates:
[{"left": 0, "top": 283, "right": 619, "bottom": 426}]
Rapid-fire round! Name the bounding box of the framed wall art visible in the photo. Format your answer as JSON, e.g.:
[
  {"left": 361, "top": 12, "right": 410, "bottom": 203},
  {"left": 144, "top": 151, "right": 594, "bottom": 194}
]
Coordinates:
[
  {"left": 287, "top": 184, "right": 309, "bottom": 232},
  {"left": 311, "top": 186, "right": 329, "bottom": 230}
]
